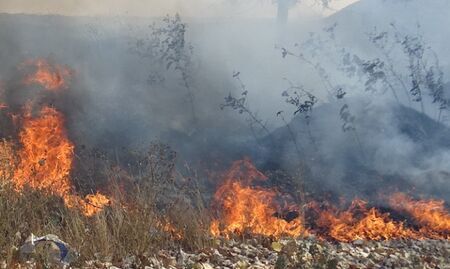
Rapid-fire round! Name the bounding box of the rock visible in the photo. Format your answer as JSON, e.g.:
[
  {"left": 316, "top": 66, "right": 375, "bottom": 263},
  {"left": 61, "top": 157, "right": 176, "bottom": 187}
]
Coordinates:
[
  {"left": 274, "top": 254, "right": 287, "bottom": 269},
  {"left": 353, "top": 239, "right": 365, "bottom": 246},
  {"left": 21, "top": 238, "right": 448, "bottom": 268},
  {"left": 236, "top": 260, "right": 249, "bottom": 269},
  {"left": 271, "top": 241, "right": 283, "bottom": 252}
]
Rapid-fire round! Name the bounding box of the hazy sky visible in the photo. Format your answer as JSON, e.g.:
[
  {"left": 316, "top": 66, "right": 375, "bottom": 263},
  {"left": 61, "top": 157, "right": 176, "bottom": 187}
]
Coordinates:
[{"left": 0, "top": 0, "right": 359, "bottom": 18}]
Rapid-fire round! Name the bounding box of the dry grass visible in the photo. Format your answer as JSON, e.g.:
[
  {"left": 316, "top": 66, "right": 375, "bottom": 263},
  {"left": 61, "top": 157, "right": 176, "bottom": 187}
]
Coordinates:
[{"left": 0, "top": 141, "right": 212, "bottom": 266}]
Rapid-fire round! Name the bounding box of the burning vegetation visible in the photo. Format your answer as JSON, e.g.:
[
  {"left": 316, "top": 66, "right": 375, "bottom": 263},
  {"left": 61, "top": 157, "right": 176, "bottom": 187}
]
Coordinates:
[
  {"left": 0, "top": 58, "right": 448, "bottom": 265},
  {"left": 21, "top": 58, "right": 72, "bottom": 91},
  {"left": 0, "top": 59, "right": 210, "bottom": 265},
  {"left": 2, "top": 59, "right": 109, "bottom": 217},
  {"left": 12, "top": 105, "right": 110, "bottom": 216},
  {"left": 388, "top": 192, "right": 450, "bottom": 237},
  {"left": 14, "top": 105, "right": 74, "bottom": 195},
  {"left": 210, "top": 159, "right": 449, "bottom": 241},
  {"left": 210, "top": 159, "right": 306, "bottom": 238},
  {"left": 0, "top": 10, "right": 449, "bottom": 268}
]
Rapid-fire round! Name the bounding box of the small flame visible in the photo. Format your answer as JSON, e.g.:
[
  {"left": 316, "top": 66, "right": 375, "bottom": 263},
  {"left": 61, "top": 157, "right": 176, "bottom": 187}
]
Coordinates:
[
  {"left": 311, "top": 199, "right": 419, "bottom": 242},
  {"left": 80, "top": 193, "right": 111, "bottom": 217},
  {"left": 159, "top": 220, "right": 184, "bottom": 240},
  {"left": 22, "top": 59, "right": 71, "bottom": 91},
  {"left": 388, "top": 193, "right": 450, "bottom": 238},
  {"left": 210, "top": 159, "right": 306, "bottom": 238}
]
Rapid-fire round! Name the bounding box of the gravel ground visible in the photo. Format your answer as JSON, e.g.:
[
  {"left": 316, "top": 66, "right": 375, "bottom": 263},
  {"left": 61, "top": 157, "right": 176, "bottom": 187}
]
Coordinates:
[{"left": 80, "top": 238, "right": 450, "bottom": 269}]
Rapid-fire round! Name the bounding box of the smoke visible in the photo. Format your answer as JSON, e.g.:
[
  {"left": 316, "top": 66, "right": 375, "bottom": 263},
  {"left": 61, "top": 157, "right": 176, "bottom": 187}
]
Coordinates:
[
  {"left": 0, "top": 0, "right": 358, "bottom": 18},
  {"left": 0, "top": 0, "right": 449, "bottom": 203}
]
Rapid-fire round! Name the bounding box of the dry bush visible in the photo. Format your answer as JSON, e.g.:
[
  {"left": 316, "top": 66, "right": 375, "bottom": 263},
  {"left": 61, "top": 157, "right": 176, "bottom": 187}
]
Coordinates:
[
  {"left": 0, "top": 142, "right": 211, "bottom": 266},
  {"left": 0, "top": 139, "right": 16, "bottom": 183}
]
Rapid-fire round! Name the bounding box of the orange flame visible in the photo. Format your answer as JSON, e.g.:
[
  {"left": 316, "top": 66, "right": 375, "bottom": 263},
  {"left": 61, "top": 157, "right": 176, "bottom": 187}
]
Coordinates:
[
  {"left": 311, "top": 199, "right": 419, "bottom": 242},
  {"left": 80, "top": 193, "right": 111, "bottom": 217},
  {"left": 13, "top": 106, "right": 74, "bottom": 194},
  {"left": 388, "top": 193, "right": 450, "bottom": 239},
  {"left": 210, "top": 160, "right": 306, "bottom": 238},
  {"left": 159, "top": 220, "right": 184, "bottom": 240},
  {"left": 12, "top": 105, "right": 109, "bottom": 216},
  {"left": 22, "top": 59, "right": 71, "bottom": 91},
  {"left": 210, "top": 160, "right": 450, "bottom": 241}
]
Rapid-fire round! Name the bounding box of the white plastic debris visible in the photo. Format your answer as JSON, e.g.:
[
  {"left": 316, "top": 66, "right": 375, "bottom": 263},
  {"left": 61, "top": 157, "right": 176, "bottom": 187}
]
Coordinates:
[{"left": 19, "top": 233, "right": 78, "bottom": 266}]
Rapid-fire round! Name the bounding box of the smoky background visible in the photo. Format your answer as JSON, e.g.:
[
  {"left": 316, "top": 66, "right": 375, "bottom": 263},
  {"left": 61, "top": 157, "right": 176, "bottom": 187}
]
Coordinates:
[{"left": 0, "top": 0, "right": 449, "bottom": 203}]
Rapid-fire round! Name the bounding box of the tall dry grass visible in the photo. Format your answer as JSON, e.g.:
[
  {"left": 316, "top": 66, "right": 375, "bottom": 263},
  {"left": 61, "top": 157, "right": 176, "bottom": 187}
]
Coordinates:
[{"left": 0, "top": 141, "right": 211, "bottom": 267}]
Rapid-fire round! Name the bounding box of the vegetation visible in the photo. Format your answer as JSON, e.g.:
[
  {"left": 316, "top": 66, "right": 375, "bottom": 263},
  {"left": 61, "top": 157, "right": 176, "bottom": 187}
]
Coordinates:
[{"left": 0, "top": 141, "right": 210, "bottom": 267}]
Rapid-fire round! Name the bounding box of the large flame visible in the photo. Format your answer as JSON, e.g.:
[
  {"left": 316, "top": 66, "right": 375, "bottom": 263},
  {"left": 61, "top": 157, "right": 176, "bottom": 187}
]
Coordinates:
[
  {"left": 11, "top": 105, "right": 109, "bottom": 216},
  {"left": 13, "top": 106, "right": 74, "bottom": 194},
  {"left": 210, "top": 159, "right": 306, "bottom": 238},
  {"left": 22, "top": 59, "right": 71, "bottom": 91},
  {"left": 6, "top": 58, "right": 110, "bottom": 216}
]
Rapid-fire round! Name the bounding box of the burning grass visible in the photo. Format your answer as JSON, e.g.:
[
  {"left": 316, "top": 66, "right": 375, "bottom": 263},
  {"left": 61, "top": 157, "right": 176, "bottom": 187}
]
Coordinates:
[
  {"left": 21, "top": 58, "right": 72, "bottom": 91},
  {"left": 210, "top": 159, "right": 450, "bottom": 241},
  {"left": 0, "top": 57, "right": 449, "bottom": 267},
  {"left": 0, "top": 58, "right": 211, "bottom": 266},
  {"left": 0, "top": 132, "right": 449, "bottom": 267},
  {"left": 388, "top": 192, "right": 450, "bottom": 236},
  {"left": 10, "top": 105, "right": 110, "bottom": 217},
  {"left": 210, "top": 159, "right": 307, "bottom": 238},
  {"left": 0, "top": 143, "right": 211, "bottom": 266}
]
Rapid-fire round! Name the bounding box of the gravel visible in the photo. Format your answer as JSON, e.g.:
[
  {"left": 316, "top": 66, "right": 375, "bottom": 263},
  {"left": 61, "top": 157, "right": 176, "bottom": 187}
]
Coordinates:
[{"left": 81, "top": 238, "right": 450, "bottom": 269}]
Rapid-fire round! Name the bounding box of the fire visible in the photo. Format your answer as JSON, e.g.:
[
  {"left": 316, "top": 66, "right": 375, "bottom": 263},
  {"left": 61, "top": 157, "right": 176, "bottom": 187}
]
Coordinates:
[
  {"left": 79, "top": 193, "right": 111, "bottom": 217},
  {"left": 159, "top": 220, "right": 184, "bottom": 240},
  {"left": 13, "top": 106, "right": 74, "bottom": 194},
  {"left": 11, "top": 105, "right": 109, "bottom": 216},
  {"left": 310, "top": 199, "right": 419, "bottom": 242},
  {"left": 1, "top": 58, "right": 111, "bottom": 216},
  {"left": 210, "top": 160, "right": 450, "bottom": 241},
  {"left": 388, "top": 193, "right": 450, "bottom": 239},
  {"left": 22, "top": 59, "right": 71, "bottom": 91},
  {"left": 210, "top": 159, "right": 306, "bottom": 238}
]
